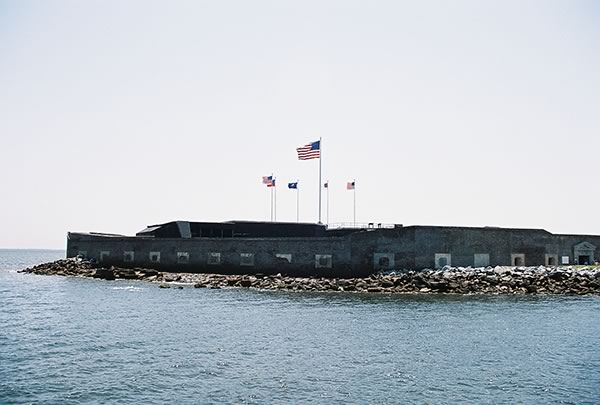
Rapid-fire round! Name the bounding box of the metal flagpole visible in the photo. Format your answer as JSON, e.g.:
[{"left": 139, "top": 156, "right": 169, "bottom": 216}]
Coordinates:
[
  {"left": 296, "top": 180, "right": 299, "bottom": 222},
  {"left": 274, "top": 177, "right": 277, "bottom": 222},
  {"left": 270, "top": 173, "right": 274, "bottom": 222},
  {"left": 353, "top": 179, "right": 356, "bottom": 227},
  {"left": 270, "top": 188, "right": 273, "bottom": 221},
  {"left": 318, "top": 137, "right": 322, "bottom": 224},
  {"left": 326, "top": 181, "right": 329, "bottom": 225}
]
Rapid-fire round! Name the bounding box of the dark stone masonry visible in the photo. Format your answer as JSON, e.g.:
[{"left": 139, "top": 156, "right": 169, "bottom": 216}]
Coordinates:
[
  {"left": 66, "top": 220, "right": 600, "bottom": 278},
  {"left": 20, "top": 259, "right": 600, "bottom": 295}
]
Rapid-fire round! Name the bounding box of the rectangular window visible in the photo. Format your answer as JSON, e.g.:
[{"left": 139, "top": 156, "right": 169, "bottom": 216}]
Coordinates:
[
  {"left": 511, "top": 253, "right": 525, "bottom": 266},
  {"left": 177, "top": 252, "right": 189, "bottom": 264},
  {"left": 208, "top": 252, "right": 221, "bottom": 265},
  {"left": 315, "top": 254, "right": 333, "bottom": 269},
  {"left": 240, "top": 253, "right": 255, "bottom": 266},
  {"left": 123, "top": 251, "right": 134, "bottom": 262},
  {"left": 149, "top": 252, "right": 161, "bottom": 263},
  {"left": 561, "top": 256, "right": 570, "bottom": 265},
  {"left": 545, "top": 254, "right": 558, "bottom": 266},
  {"left": 100, "top": 251, "right": 110, "bottom": 262},
  {"left": 474, "top": 253, "right": 490, "bottom": 267}
]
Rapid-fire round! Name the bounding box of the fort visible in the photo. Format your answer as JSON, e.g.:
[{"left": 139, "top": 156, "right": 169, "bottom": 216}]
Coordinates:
[{"left": 66, "top": 220, "right": 599, "bottom": 278}]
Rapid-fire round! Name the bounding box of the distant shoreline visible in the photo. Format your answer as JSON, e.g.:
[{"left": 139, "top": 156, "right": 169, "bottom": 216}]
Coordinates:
[{"left": 0, "top": 248, "right": 65, "bottom": 251}]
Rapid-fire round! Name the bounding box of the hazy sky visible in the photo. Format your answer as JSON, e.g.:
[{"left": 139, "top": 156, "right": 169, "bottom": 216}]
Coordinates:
[{"left": 1, "top": 0, "right": 599, "bottom": 248}]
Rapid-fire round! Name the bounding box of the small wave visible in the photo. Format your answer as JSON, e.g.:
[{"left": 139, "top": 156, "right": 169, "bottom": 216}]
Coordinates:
[{"left": 111, "top": 286, "right": 144, "bottom": 291}]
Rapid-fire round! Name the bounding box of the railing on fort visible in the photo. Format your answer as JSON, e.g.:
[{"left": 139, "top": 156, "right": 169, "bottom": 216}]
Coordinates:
[{"left": 326, "top": 223, "right": 401, "bottom": 230}]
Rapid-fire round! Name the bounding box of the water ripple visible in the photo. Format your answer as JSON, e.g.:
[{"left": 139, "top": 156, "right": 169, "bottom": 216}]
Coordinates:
[{"left": 1, "top": 251, "right": 600, "bottom": 404}]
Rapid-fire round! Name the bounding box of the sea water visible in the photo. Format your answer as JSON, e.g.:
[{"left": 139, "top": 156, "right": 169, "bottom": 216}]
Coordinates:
[{"left": 1, "top": 249, "right": 599, "bottom": 404}]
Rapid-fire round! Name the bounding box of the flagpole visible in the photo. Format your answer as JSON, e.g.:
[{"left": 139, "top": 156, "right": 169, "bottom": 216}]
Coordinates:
[
  {"left": 318, "top": 137, "right": 322, "bottom": 224},
  {"left": 353, "top": 179, "right": 356, "bottom": 227},
  {"left": 274, "top": 177, "right": 277, "bottom": 222},
  {"left": 270, "top": 187, "right": 273, "bottom": 221},
  {"left": 270, "top": 173, "right": 274, "bottom": 222},
  {"left": 296, "top": 179, "right": 299, "bottom": 222},
  {"left": 326, "top": 181, "right": 329, "bottom": 226}
]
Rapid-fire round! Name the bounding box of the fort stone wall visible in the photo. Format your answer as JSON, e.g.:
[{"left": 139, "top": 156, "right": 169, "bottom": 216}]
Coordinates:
[
  {"left": 67, "top": 223, "right": 600, "bottom": 277},
  {"left": 348, "top": 226, "right": 600, "bottom": 271},
  {"left": 67, "top": 233, "right": 356, "bottom": 277}
]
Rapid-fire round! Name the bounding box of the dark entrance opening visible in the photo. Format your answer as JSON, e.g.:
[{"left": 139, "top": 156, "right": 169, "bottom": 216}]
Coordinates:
[
  {"left": 514, "top": 257, "right": 523, "bottom": 266},
  {"left": 548, "top": 257, "right": 555, "bottom": 265},
  {"left": 578, "top": 255, "right": 591, "bottom": 265}
]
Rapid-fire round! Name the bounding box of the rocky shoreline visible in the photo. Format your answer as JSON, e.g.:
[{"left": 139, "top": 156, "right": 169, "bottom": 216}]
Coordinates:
[{"left": 18, "top": 259, "right": 600, "bottom": 295}]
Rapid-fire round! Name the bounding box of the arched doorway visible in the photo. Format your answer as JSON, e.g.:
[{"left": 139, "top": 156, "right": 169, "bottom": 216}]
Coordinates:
[{"left": 434, "top": 253, "right": 451, "bottom": 269}]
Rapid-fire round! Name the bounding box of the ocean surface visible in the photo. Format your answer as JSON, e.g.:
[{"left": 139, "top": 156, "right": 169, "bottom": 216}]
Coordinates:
[{"left": 0, "top": 250, "right": 599, "bottom": 404}]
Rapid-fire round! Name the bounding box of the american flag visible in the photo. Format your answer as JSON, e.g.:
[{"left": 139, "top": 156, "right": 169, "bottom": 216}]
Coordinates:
[
  {"left": 347, "top": 181, "right": 355, "bottom": 190},
  {"left": 262, "top": 175, "right": 275, "bottom": 187},
  {"left": 296, "top": 140, "right": 321, "bottom": 160}
]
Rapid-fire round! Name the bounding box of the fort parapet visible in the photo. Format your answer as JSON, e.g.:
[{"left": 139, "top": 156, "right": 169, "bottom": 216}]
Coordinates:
[{"left": 67, "top": 220, "right": 599, "bottom": 277}]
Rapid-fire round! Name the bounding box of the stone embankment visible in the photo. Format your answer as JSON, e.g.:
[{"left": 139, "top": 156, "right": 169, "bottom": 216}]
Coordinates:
[{"left": 19, "top": 259, "right": 600, "bottom": 295}]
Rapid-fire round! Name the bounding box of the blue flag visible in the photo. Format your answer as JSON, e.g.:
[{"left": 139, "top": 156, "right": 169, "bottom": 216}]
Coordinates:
[{"left": 288, "top": 182, "right": 298, "bottom": 189}]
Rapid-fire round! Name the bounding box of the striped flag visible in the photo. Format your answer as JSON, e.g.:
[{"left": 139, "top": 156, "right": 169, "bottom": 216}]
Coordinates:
[
  {"left": 262, "top": 176, "right": 275, "bottom": 187},
  {"left": 347, "top": 181, "right": 355, "bottom": 190},
  {"left": 296, "top": 140, "right": 321, "bottom": 160}
]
